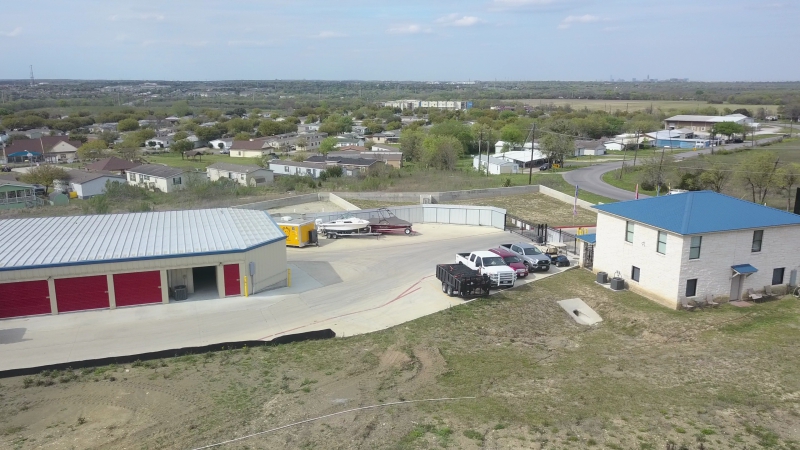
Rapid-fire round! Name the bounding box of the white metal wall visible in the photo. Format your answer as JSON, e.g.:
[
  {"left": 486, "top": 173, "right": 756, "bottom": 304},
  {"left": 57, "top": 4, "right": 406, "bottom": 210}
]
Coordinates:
[{"left": 299, "top": 204, "right": 507, "bottom": 230}]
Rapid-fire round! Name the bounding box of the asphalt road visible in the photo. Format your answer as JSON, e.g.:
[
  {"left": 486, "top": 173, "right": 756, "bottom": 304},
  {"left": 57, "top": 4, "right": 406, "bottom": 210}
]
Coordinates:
[
  {"left": 0, "top": 224, "right": 572, "bottom": 372},
  {"left": 562, "top": 136, "right": 786, "bottom": 201}
]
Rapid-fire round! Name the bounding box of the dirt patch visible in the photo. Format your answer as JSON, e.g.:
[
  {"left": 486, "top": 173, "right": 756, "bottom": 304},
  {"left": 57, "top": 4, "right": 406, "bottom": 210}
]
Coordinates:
[{"left": 450, "top": 193, "right": 597, "bottom": 227}]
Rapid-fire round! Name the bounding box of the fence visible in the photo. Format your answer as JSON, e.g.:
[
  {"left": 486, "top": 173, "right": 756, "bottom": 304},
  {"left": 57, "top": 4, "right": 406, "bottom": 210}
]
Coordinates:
[
  {"left": 505, "top": 213, "right": 580, "bottom": 255},
  {"left": 295, "top": 204, "right": 508, "bottom": 231}
]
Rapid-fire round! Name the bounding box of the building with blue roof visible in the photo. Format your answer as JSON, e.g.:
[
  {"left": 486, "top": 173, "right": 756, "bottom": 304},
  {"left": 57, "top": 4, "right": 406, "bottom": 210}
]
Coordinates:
[{"left": 590, "top": 191, "right": 800, "bottom": 308}]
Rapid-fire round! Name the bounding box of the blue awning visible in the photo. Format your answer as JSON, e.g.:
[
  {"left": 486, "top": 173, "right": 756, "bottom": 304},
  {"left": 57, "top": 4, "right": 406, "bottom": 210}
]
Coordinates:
[
  {"left": 732, "top": 264, "right": 758, "bottom": 275},
  {"left": 7, "top": 151, "right": 42, "bottom": 157},
  {"left": 577, "top": 233, "right": 596, "bottom": 244}
]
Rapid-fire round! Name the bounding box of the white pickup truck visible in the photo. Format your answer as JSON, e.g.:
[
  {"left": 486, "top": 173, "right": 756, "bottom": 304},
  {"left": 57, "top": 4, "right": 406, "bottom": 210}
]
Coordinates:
[{"left": 455, "top": 251, "right": 516, "bottom": 288}]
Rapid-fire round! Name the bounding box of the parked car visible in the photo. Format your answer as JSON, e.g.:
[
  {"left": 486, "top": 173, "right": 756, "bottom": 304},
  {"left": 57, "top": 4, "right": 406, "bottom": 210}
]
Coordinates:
[
  {"left": 549, "top": 254, "right": 571, "bottom": 267},
  {"left": 500, "top": 243, "right": 551, "bottom": 272},
  {"left": 455, "top": 251, "right": 516, "bottom": 288},
  {"left": 539, "top": 163, "right": 551, "bottom": 171},
  {"left": 489, "top": 247, "right": 528, "bottom": 278},
  {"left": 220, "top": 149, "right": 230, "bottom": 155}
]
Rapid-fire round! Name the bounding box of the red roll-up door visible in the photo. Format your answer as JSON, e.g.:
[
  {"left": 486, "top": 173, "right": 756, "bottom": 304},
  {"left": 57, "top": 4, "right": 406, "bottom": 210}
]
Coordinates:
[
  {"left": 223, "top": 264, "right": 241, "bottom": 296},
  {"left": 0, "top": 280, "right": 51, "bottom": 319},
  {"left": 113, "top": 271, "right": 162, "bottom": 307},
  {"left": 55, "top": 275, "right": 109, "bottom": 313}
]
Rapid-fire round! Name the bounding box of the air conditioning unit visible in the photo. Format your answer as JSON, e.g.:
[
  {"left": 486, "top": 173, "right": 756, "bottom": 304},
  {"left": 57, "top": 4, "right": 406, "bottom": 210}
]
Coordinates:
[{"left": 610, "top": 277, "right": 625, "bottom": 291}]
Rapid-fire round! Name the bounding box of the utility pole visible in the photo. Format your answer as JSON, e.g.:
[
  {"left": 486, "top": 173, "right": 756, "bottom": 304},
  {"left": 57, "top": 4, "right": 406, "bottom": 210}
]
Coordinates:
[
  {"left": 29, "top": 65, "right": 34, "bottom": 87},
  {"left": 477, "top": 130, "right": 483, "bottom": 175},
  {"left": 528, "top": 123, "right": 537, "bottom": 184},
  {"left": 632, "top": 130, "right": 640, "bottom": 167},
  {"left": 486, "top": 129, "right": 491, "bottom": 177}
]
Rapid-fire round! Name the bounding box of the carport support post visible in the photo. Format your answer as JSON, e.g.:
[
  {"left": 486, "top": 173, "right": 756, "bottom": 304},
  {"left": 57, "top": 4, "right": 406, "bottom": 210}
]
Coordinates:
[
  {"left": 47, "top": 278, "right": 58, "bottom": 315},
  {"left": 216, "top": 264, "right": 226, "bottom": 298},
  {"left": 106, "top": 274, "right": 117, "bottom": 309},
  {"left": 160, "top": 270, "right": 169, "bottom": 304}
]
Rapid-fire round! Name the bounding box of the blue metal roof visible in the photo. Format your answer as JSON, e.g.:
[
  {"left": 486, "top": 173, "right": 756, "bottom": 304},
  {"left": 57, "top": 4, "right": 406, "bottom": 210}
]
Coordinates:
[
  {"left": 576, "top": 233, "right": 596, "bottom": 244},
  {"left": 592, "top": 191, "right": 800, "bottom": 235},
  {"left": 8, "top": 151, "right": 41, "bottom": 157},
  {"left": 732, "top": 264, "right": 758, "bottom": 275}
]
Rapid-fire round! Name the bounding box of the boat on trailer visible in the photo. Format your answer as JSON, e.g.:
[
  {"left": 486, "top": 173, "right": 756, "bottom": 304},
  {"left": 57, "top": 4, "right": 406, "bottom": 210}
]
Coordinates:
[
  {"left": 368, "top": 208, "right": 413, "bottom": 235},
  {"left": 315, "top": 215, "right": 377, "bottom": 239}
]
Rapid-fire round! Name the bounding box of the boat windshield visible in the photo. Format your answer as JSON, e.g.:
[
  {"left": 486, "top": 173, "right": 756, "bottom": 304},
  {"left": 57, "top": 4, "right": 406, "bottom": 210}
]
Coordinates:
[{"left": 483, "top": 257, "right": 506, "bottom": 267}]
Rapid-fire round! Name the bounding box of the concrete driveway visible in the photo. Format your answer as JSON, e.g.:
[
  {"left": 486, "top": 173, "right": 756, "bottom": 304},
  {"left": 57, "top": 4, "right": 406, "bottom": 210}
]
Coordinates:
[{"left": 0, "top": 224, "right": 573, "bottom": 371}]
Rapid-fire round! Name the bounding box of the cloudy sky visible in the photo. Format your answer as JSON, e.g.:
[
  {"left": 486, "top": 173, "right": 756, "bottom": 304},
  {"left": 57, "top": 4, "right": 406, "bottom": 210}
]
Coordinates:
[{"left": 1, "top": 0, "right": 798, "bottom": 81}]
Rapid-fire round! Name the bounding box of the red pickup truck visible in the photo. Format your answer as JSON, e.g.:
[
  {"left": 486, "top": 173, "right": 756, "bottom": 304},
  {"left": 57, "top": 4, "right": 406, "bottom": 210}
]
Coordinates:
[{"left": 489, "top": 247, "right": 529, "bottom": 278}]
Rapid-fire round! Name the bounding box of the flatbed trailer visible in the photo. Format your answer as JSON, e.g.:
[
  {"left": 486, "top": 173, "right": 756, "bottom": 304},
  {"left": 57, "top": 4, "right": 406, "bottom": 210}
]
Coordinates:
[
  {"left": 322, "top": 229, "right": 381, "bottom": 239},
  {"left": 436, "top": 263, "right": 491, "bottom": 298}
]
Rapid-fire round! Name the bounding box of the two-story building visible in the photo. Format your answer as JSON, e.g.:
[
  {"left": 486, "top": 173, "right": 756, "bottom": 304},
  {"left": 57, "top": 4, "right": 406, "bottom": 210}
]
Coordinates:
[
  {"left": 591, "top": 191, "right": 800, "bottom": 308},
  {"left": 206, "top": 162, "right": 274, "bottom": 186},
  {"left": 126, "top": 164, "right": 201, "bottom": 193}
]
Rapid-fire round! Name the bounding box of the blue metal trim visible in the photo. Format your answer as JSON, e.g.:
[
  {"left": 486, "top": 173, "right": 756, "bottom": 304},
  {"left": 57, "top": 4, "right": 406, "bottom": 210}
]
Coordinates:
[
  {"left": 0, "top": 235, "right": 286, "bottom": 273},
  {"left": 731, "top": 264, "right": 758, "bottom": 274}
]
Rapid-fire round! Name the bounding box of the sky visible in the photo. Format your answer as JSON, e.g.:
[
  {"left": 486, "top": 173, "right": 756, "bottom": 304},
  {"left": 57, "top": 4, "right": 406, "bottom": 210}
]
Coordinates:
[{"left": 1, "top": 0, "right": 799, "bottom": 82}]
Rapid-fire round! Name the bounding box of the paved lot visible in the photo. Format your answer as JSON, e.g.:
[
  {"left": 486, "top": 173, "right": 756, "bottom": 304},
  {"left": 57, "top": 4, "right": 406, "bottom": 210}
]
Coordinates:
[{"left": 0, "top": 224, "right": 575, "bottom": 371}]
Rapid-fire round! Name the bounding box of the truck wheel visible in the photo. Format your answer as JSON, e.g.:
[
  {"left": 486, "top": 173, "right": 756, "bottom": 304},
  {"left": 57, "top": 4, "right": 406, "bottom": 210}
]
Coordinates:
[
  {"left": 404, "top": 227, "right": 411, "bottom": 235},
  {"left": 447, "top": 285, "right": 454, "bottom": 297},
  {"left": 482, "top": 287, "right": 490, "bottom": 296},
  {"left": 442, "top": 282, "right": 447, "bottom": 293}
]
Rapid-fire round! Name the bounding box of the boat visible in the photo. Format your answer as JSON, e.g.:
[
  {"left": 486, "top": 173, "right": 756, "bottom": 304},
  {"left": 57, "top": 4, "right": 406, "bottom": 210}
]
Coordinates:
[
  {"left": 315, "top": 214, "right": 372, "bottom": 234},
  {"left": 368, "top": 208, "right": 414, "bottom": 235}
]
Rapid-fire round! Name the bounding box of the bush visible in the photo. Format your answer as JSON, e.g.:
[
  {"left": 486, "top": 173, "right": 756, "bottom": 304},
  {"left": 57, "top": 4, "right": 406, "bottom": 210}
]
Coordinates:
[{"left": 326, "top": 165, "right": 343, "bottom": 178}]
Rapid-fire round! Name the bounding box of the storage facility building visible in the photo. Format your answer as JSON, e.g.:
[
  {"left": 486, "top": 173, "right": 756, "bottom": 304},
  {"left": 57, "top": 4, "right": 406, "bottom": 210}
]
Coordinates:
[{"left": 0, "top": 208, "right": 287, "bottom": 319}]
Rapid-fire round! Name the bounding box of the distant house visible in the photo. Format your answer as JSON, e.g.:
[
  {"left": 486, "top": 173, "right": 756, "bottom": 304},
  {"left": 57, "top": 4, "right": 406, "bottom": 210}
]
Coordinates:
[
  {"left": 494, "top": 140, "right": 538, "bottom": 155},
  {"left": 297, "top": 123, "right": 320, "bottom": 133},
  {"left": 304, "top": 156, "right": 383, "bottom": 176},
  {"left": 2, "top": 136, "right": 81, "bottom": 163},
  {"left": 351, "top": 125, "right": 369, "bottom": 134},
  {"left": 473, "top": 155, "right": 519, "bottom": 175},
  {"left": 644, "top": 129, "right": 714, "bottom": 149},
  {"left": 230, "top": 140, "right": 269, "bottom": 158},
  {"left": 61, "top": 170, "right": 125, "bottom": 199},
  {"left": 592, "top": 191, "right": 800, "bottom": 308},
  {"left": 326, "top": 151, "right": 403, "bottom": 168},
  {"left": 268, "top": 160, "right": 326, "bottom": 178},
  {"left": 334, "top": 136, "right": 362, "bottom": 148},
  {"left": 23, "top": 128, "right": 59, "bottom": 139},
  {"left": 209, "top": 139, "right": 233, "bottom": 150},
  {"left": 372, "top": 143, "right": 400, "bottom": 152},
  {"left": 207, "top": 162, "right": 274, "bottom": 186},
  {"left": 0, "top": 180, "right": 37, "bottom": 210},
  {"left": 145, "top": 138, "right": 173, "bottom": 149},
  {"left": 574, "top": 140, "right": 607, "bottom": 157},
  {"left": 497, "top": 150, "right": 547, "bottom": 168},
  {"left": 126, "top": 164, "right": 202, "bottom": 193},
  {"left": 369, "top": 132, "right": 399, "bottom": 144},
  {"left": 84, "top": 157, "right": 140, "bottom": 174},
  {"left": 664, "top": 113, "right": 753, "bottom": 132}
]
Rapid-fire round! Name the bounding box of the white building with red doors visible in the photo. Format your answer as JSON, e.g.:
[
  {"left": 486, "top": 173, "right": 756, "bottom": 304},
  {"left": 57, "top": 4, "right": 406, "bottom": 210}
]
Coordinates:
[{"left": 0, "top": 208, "right": 287, "bottom": 319}]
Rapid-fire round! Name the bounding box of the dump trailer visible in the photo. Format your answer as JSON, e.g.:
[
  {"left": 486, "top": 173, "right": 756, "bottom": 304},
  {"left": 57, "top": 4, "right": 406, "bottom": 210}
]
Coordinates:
[{"left": 436, "top": 263, "right": 491, "bottom": 298}]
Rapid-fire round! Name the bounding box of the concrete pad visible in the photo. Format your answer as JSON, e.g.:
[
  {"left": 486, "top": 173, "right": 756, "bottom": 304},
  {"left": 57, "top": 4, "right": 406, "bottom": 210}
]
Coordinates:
[{"left": 558, "top": 298, "right": 602, "bottom": 325}]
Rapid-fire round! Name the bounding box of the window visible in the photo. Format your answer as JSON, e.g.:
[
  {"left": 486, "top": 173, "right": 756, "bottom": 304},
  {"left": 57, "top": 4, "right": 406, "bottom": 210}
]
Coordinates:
[
  {"left": 752, "top": 230, "right": 763, "bottom": 252},
  {"left": 172, "top": 177, "right": 182, "bottom": 185},
  {"left": 625, "top": 221, "right": 634, "bottom": 243},
  {"left": 689, "top": 236, "right": 702, "bottom": 259},
  {"left": 129, "top": 173, "right": 136, "bottom": 181},
  {"left": 631, "top": 266, "right": 640, "bottom": 282},
  {"left": 772, "top": 268, "right": 785, "bottom": 285},
  {"left": 686, "top": 279, "right": 698, "bottom": 297},
  {"left": 284, "top": 166, "right": 289, "bottom": 172},
  {"left": 657, "top": 231, "right": 667, "bottom": 254}
]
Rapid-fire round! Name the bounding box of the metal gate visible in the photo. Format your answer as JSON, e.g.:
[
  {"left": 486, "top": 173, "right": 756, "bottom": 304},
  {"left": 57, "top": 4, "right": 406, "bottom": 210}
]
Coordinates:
[
  {"left": 113, "top": 271, "right": 162, "bottom": 307},
  {"left": 55, "top": 275, "right": 109, "bottom": 313},
  {"left": 583, "top": 242, "right": 595, "bottom": 270},
  {"left": 223, "top": 264, "right": 241, "bottom": 296},
  {"left": 0, "top": 280, "right": 51, "bottom": 319}
]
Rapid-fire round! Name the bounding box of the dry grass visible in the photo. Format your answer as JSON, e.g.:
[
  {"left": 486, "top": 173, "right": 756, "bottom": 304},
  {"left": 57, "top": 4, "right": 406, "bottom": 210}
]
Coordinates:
[
  {"left": 450, "top": 193, "right": 597, "bottom": 227},
  {"left": 3, "top": 270, "right": 799, "bottom": 449},
  {"left": 514, "top": 98, "right": 780, "bottom": 113}
]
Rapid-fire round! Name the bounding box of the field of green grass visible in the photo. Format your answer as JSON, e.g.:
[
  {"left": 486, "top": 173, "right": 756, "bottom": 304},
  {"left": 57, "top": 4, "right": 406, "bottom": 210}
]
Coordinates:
[
  {"left": 143, "top": 152, "right": 262, "bottom": 170},
  {"left": 3, "top": 270, "right": 799, "bottom": 449}
]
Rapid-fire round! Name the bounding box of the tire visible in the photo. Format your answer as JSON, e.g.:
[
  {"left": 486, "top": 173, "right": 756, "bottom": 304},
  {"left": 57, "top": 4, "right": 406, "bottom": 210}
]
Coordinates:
[
  {"left": 332, "top": 233, "right": 339, "bottom": 239},
  {"left": 404, "top": 227, "right": 412, "bottom": 235},
  {"left": 524, "top": 262, "right": 532, "bottom": 271},
  {"left": 447, "top": 284, "right": 454, "bottom": 297},
  {"left": 442, "top": 282, "right": 447, "bottom": 293}
]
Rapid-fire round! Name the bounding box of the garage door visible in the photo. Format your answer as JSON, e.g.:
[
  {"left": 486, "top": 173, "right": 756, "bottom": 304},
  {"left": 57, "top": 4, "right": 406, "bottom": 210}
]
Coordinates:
[
  {"left": 223, "top": 264, "right": 241, "bottom": 296},
  {"left": 0, "top": 280, "right": 51, "bottom": 319},
  {"left": 113, "top": 271, "right": 162, "bottom": 307},
  {"left": 55, "top": 275, "right": 109, "bottom": 313}
]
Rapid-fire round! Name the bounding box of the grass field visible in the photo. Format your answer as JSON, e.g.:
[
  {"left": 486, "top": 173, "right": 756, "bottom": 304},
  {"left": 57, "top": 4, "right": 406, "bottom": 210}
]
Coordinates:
[
  {"left": 144, "top": 152, "right": 263, "bottom": 169},
  {"left": 3, "top": 270, "right": 799, "bottom": 449},
  {"left": 514, "top": 98, "right": 780, "bottom": 114}
]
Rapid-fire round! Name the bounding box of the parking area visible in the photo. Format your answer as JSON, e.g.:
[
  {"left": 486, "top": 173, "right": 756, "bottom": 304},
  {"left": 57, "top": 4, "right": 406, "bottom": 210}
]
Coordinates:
[{"left": 0, "top": 223, "right": 576, "bottom": 371}]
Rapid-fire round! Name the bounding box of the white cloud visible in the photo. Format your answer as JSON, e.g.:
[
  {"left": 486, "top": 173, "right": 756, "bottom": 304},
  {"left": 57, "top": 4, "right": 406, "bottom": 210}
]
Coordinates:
[
  {"left": 110, "top": 13, "right": 165, "bottom": 22},
  {"left": 436, "top": 14, "right": 482, "bottom": 27},
  {"left": 558, "top": 14, "right": 600, "bottom": 29},
  {"left": 314, "top": 31, "right": 347, "bottom": 39},
  {"left": 387, "top": 24, "right": 430, "bottom": 34},
  {"left": 0, "top": 27, "right": 22, "bottom": 37}
]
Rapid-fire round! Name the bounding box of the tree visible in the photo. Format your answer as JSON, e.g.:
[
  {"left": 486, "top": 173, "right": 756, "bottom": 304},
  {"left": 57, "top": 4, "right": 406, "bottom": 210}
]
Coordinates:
[
  {"left": 699, "top": 162, "right": 730, "bottom": 193},
  {"left": 173, "top": 131, "right": 189, "bottom": 141},
  {"left": 732, "top": 108, "right": 752, "bottom": 117},
  {"left": 778, "top": 101, "right": 800, "bottom": 122},
  {"left": 429, "top": 120, "right": 474, "bottom": 153},
  {"left": 499, "top": 124, "right": 525, "bottom": 149},
  {"left": 171, "top": 139, "right": 194, "bottom": 158},
  {"left": 20, "top": 165, "right": 71, "bottom": 194},
  {"left": 171, "top": 100, "right": 192, "bottom": 117},
  {"left": 736, "top": 151, "right": 780, "bottom": 204},
  {"left": 318, "top": 114, "right": 353, "bottom": 135},
  {"left": 364, "top": 139, "right": 374, "bottom": 150},
  {"left": 234, "top": 131, "right": 252, "bottom": 141},
  {"left": 775, "top": 163, "right": 800, "bottom": 211},
  {"left": 195, "top": 125, "right": 225, "bottom": 142},
  {"left": 295, "top": 136, "right": 309, "bottom": 151},
  {"left": 711, "top": 122, "right": 745, "bottom": 141},
  {"left": 421, "top": 135, "right": 463, "bottom": 170},
  {"left": 400, "top": 129, "right": 424, "bottom": 162},
  {"left": 319, "top": 137, "right": 337, "bottom": 156},
  {"left": 134, "top": 128, "right": 156, "bottom": 142},
  {"left": 117, "top": 118, "right": 140, "bottom": 132},
  {"left": 98, "top": 130, "right": 120, "bottom": 145},
  {"left": 540, "top": 132, "right": 574, "bottom": 165},
  {"left": 77, "top": 140, "right": 108, "bottom": 160}
]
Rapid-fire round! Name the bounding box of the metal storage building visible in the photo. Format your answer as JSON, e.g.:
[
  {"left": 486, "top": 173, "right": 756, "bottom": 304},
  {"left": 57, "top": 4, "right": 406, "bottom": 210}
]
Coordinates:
[{"left": 0, "top": 208, "right": 287, "bottom": 319}]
